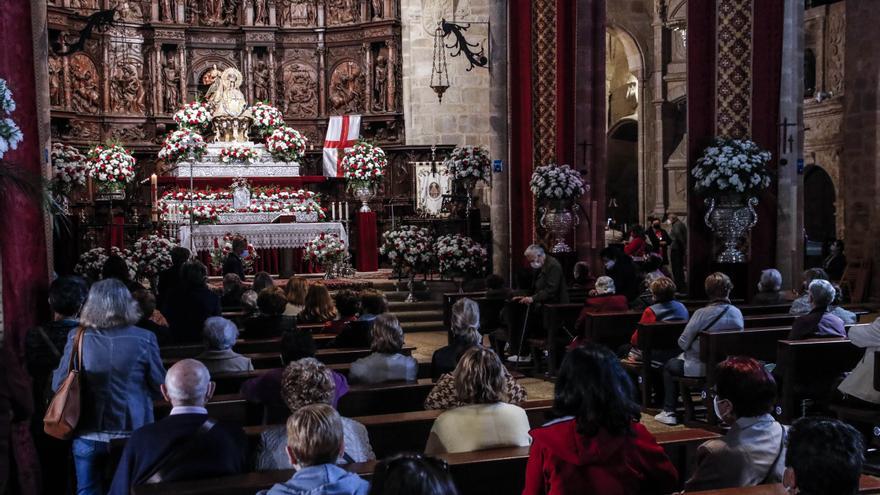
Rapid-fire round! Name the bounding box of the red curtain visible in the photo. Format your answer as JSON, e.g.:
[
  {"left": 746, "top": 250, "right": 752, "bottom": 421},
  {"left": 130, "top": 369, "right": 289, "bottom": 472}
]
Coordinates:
[{"left": 0, "top": 0, "right": 50, "bottom": 349}]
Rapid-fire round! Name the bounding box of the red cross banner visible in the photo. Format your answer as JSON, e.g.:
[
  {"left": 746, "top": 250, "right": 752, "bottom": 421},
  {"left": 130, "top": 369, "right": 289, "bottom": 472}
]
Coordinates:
[{"left": 322, "top": 114, "right": 361, "bottom": 177}]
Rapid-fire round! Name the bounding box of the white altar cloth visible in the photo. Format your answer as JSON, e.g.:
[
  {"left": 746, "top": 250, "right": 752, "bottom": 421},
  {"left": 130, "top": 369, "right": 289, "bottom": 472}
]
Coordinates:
[{"left": 179, "top": 222, "right": 348, "bottom": 252}]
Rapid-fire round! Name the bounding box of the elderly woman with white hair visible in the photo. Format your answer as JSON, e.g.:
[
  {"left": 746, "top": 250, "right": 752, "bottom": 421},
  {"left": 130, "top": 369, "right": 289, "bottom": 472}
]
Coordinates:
[
  {"left": 573, "top": 276, "right": 630, "bottom": 330},
  {"left": 196, "top": 316, "right": 254, "bottom": 374},
  {"left": 752, "top": 268, "right": 785, "bottom": 306},
  {"left": 52, "top": 278, "right": 166, "bottom": 495},
  {"left": 432, "top": 298, "right": 482, "bottom": 380},
  {"left": 788, "top": 279, "right": 846, "bottom": 340}
]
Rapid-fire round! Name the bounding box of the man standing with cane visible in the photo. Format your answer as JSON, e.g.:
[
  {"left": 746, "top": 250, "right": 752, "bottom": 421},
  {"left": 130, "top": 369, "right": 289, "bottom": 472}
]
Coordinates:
[{"left": 508, "top": 245, "right": 568, "bottom": 363}]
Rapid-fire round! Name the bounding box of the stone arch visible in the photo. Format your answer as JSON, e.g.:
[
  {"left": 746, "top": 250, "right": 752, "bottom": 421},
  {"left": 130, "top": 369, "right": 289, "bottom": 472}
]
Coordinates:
[
  {"left": 188, "top": 56, "right": 237, "bottom": 99},
  {"left": 606, "top": 25, "right": 647, "bottom": 224},
  {"left": 804, "top": 164, "right": 837, "bottom": 254}
]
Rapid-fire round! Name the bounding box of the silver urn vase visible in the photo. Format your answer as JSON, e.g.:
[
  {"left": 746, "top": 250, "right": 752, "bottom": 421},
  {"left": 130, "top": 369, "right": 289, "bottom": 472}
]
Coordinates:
[
  {"left": 539, "top": 201, "right": 579, "bottom": 253},
  {"left": 353, "top": 184, "right": 375, "bottom": 213},
  {"left": 704, "top": 195, "right": 759, "bottom": 263}
]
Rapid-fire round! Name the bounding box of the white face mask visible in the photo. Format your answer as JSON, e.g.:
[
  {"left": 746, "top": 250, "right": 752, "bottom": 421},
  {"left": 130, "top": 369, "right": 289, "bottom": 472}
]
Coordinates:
[
  {"left": 604, "top": 260, "right": 616, "bottom": 270},
  {"left": 530, "top": 261, "right": 542, "bottom": 270}
]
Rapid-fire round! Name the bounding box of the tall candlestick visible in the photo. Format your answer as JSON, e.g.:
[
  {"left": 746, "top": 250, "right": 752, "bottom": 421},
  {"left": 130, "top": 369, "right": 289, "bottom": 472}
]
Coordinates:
[
  {"left": 331, "top": 202, "right": 336, "bottom": 220},
  {"left": 345, "top": 201, "right": 349, "bottom": 221},
  {"left": 150, "top": 174, "right": 158, "bottom": 222}
]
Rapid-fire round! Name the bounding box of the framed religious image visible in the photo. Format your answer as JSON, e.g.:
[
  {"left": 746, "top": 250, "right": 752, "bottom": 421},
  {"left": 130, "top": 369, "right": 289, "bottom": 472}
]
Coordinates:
[{"left": 413, "top": 161, "right": 452, "bottom": 218}]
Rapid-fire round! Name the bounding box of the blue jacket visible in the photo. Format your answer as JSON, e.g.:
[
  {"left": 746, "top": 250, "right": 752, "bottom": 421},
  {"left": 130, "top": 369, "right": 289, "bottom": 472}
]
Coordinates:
[
  {"left": 258, "top": 464, "right": 369, "bottom": 495},
  {"left": 51, "top": 325, "right": 166, "bottom": 436}
]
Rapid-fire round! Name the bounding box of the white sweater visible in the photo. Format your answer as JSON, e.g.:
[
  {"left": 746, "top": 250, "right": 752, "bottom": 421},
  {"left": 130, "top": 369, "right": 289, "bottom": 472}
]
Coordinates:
[
  {"left": 425, "top": 403, "right": 531, "bottom": 455},
  {"left": 838, "top": 318, "right": 880, "bottom": 404}
]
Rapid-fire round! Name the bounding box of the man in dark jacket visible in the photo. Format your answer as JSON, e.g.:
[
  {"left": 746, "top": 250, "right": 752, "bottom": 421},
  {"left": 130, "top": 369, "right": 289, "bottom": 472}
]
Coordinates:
[
  {"left": 600, "top": 246, "right": 640, "bottom": 302},
  {"left": 508, "top": 245, "right": 569, "bottom": 363},
  {"left": 108, "top": 359, "right": 246, "bottom": 494},
  {"left": 222, "top": 237, "right": 247, "bottom": 281},
  {"left": 157, "top": 246, "right": 190, "bottom": 308}
]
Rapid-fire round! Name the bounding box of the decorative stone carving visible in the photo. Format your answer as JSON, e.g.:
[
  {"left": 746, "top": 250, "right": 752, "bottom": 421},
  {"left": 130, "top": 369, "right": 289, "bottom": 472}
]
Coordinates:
[
  {"left": 826, "top": 4, "right": 845, "bottom": 96},
  {"left": 201, "top": 0, "right": 225, "bottom": 25},
  {"left": 277, "top": 0, "right": 315, "bottom": 26},
  {"left": 329, "top": 61, "right": 365, "bottom": 113},
  {"left": 109, "top": 125, "right": 147, "bottom": 141},
  {"left": 254, "top": 0, "right": 269, "bottom": 25},
  {"left": 160, "top": 0, "right": 175, "bottom": 22},
  {"left": 371, "top": 0, "right": 383, "bottom": 19},
  {"left": 69, "top": 54, "right": 100, "bottom": 114},
  {"left": 373, "top": 54, "right": 388, "bottom": 112},
  {"left": 65, "top": 120, "right": 101, "bottom": 140},
  {"left": 110, "top": 61, "right": 146, "bottom": 114},
  {"left": 222, "top": 0, "right": 240, "bottom": 24},
  {"left": 113, "top": 0, "right": 144, "bottom": 22},
  {"left": 69, "top": 0, "right": 98, "bottom": 13},
  {"left": 253, "top": 60, "right": 271, "bottom": 102},
  {"left": 279, "top": 63, "right": 318, "bottom": 117},
  {"left": 163, "top": 55, "right": 182, "bottom": 113},
  {"left": 49, "top": 56, "right": 63, "bottom": 107},
  {"left": 326, "top": 0, "right": 358, "bottom": 25}
]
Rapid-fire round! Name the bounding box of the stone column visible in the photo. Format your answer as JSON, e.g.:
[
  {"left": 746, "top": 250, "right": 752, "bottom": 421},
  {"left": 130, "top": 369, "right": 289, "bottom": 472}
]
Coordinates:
[
  {"left": 488, "top": 0, "right": 509, "bottom": 277},
  {"left": 776, "top": 0, "right": 805, "bottom": 289},
  {"left": 842, "top": 0, "right": 880, "bottom": 300},
  {"left": 268, "top": 46, "right": 276, "bottom": 104},
  {"left": 32, "top": 0, "right": 52, "bottom": 277}
]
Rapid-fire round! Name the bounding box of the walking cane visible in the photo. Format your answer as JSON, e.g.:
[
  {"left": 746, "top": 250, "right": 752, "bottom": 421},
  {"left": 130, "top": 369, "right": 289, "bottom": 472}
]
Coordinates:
[{"left": 514, "top": 302, "right": 531, "bottom": 371}]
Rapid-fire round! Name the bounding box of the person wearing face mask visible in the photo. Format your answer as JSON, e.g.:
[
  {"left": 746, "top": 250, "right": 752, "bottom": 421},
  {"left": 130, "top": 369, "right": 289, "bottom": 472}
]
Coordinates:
[
  {"left": 599, "top": 246, "right": 639, "bottom": 302},
  {"left": 508, "top": 245, "right": 568, "bottom": 363},
  {"left": 222, "top": 236, "right": 248, "bottom": 281},
  {"left": 782, "top": 418, "right": 864, "bottom": 495},
  {"left": 683, "top": 357, "right": 786, "bottom": 492},
  {"left": 667, "top": 214, "right": 688, "bottom": 293},
  {"left": 646, "top": 216, "right": 670, "bottom": 264}
]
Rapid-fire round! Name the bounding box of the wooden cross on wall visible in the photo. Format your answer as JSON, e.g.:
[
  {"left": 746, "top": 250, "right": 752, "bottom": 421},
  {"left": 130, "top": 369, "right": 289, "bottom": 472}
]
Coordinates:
[{"left": 778, "top": 117, "right": 798, "bottom": 154}]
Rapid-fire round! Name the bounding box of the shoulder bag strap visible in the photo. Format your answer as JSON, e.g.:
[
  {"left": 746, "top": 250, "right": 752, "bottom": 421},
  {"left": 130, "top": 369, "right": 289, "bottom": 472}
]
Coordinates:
[
  {"left": 36, "top": 326, "right": 62, "bottom": 360},
  {"left": 760, "top": 423, "right": 787, "bottom": 485},
  {"left": 143, "top": 418, "right": 217, "bottom": 485},
  {"left": 68, "top": 326, "right": 86, "bottom": 373},
  {"left": 682, "top": 305, "right": 730, "bottom": 350}
]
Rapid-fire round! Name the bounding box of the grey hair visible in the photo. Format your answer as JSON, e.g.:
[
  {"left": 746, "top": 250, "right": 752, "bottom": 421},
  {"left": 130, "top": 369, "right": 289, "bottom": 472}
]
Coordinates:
[
  {"left": 594, "top": 276, "right": 616, "bottom": 295},
  {"left": 165, "top": 359, "right": 210, "bottom": 406},
  {"left": 79, "top": 279, "right": 142, "bottom": 330},
  {"left": 451, "top": 298, "right": 481, "bottom": 345},
  {"left": 524, "top": 244, "right": 545, "bottom": 258},
  {"left": 809, "top": 279, "right": 836, "bottom": 308},
  {"left": 203, "top": 316, "right": 238, "bottom": 350},
  {"left": 759, "top": 268, "right": 782, "bottom": 292}
]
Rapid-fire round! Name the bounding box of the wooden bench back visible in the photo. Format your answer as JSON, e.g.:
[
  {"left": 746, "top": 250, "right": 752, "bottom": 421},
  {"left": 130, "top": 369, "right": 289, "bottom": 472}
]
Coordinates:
[
  {"left": 160, "top": 334, "right": 337, "bottom": 359},
  {"left": 132, "top": 428, "right": 721, "bottom": 495},
  {"left": 699, "top": 327, "right": 792, "bottom": 386},
  {"left": 163, "top": 346, "right": 414, "bottom": 370},
  {"left": 776, "top": 338, "right": 863, "bottom": 423},
  {"left": 583, "top": 310, "right": 644, "bottom": 350}
]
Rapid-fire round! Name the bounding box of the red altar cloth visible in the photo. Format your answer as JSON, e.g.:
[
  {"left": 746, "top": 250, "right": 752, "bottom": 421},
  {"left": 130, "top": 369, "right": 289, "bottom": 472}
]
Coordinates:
[
  {"left": 356, "top": 211, "right": 378, "bottom": 272},
  {"left": 158, "top": 176, "right": 330, "bottom": 189},
  {"left": 108, "top": 215, "right": 125, "bottom": 249}
]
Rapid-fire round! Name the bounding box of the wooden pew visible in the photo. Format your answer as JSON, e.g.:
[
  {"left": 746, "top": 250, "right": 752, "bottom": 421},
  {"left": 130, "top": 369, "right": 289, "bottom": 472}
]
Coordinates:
[
  {"left": 160, "top": 334, "right": 337, "bottom": 359},
  {"left": 133, "top": 428, "right": 721, "bottom": 495},
  {"left": 776, "top": 338, "right": 863, "bottom": 423},
  {"left": 685, "top": 475, "right": 880, "bottom": 494},
  {"left": 628, "top": 320, "right": 688, "bottom": 407},
  {"left": 163, "top": 346, "right": 415, "bottom": 370}
]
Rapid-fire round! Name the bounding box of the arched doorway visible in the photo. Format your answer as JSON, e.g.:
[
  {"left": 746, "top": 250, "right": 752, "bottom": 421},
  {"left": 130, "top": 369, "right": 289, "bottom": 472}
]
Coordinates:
[
  {"left": 803, "top": 164, "right": 837, "bottom": 267},
  {"left": 606, "top": 119, "right": 639, "bottom": 227}
]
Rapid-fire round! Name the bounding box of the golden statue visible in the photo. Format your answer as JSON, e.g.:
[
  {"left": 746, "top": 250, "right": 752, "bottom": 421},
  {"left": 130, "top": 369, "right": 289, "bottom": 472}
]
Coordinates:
[{"left": 206, "top": 66, "right": 253, "bottom": 142}]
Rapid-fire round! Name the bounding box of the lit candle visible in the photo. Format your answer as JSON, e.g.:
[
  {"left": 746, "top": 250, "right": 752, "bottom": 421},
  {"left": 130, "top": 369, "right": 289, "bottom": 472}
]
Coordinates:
[
  {"left": 344, "top": 202, "right": 349, "bottom": 221},
  {"left": 331, "top": 202, "right": 336, "bottom": 220}
]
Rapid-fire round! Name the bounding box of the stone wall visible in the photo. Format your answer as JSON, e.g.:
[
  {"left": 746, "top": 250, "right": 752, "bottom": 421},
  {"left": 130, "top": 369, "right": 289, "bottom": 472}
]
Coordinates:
[
  {"left": 400, "top": 0, "right": 493, "bottom": 150},
  {"left": 842, "top": 0, "right": 880, "bottom": 300}
]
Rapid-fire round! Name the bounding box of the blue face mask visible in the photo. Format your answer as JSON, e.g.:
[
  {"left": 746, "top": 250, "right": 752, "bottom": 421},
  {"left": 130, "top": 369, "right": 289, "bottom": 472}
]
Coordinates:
[{"left": 241, "top": 250, "right": 249, "bottom": 257}]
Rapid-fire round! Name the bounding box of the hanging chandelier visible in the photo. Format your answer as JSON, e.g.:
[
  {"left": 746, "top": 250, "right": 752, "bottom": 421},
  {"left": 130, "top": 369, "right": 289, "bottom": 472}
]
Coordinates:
[{"left": 430, "top": 24, "right": 450, "bottom": 103}]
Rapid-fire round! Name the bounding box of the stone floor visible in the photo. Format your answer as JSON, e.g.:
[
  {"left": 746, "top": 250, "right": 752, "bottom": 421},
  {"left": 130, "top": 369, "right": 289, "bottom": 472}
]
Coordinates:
[{"left": 405, "top": 330, "right": 682, "bottom": 434}]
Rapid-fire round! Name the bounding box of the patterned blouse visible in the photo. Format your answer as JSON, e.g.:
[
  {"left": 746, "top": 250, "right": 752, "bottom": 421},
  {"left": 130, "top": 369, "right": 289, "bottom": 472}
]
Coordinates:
[{"left": 424, "top": 370, "right": 528, "bottom": 410}]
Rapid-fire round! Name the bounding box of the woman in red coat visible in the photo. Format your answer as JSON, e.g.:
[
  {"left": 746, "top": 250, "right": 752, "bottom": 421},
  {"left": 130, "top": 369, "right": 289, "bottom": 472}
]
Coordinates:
[
  {"left": 623, "top": 226, "right": 649, "bottom": 262},
  {"left": 523, "top": 344, "right": 678, "bottom": 495}
]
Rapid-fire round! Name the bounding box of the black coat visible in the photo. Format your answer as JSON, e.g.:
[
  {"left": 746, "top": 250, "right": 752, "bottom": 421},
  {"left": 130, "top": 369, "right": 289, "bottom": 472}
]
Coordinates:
[
  {"left": 243, "top": 314, "right": 297, "bottom": 339},
  {"left": 161, "top": 286, "right": 222, "bottom": 343},
  {"left": 607, "top": 256, "right": 639, "bottom": 302},
  {"left": 156, "top": 263, "right": 184, "bottom": 308},
  {"left": 222, "top": 253, "right": 246, "bottom": 281},
  {"left": 108, "top": 413, "right": 246, "bottom": 495}
]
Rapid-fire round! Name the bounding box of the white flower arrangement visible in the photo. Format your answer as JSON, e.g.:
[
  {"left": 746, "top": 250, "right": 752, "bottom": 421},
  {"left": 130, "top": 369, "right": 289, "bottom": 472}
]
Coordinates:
[
  {"left": 176, "top": 203, "right": 235, "bottom": 224},
  {"left": 160, "top": 189, "right": 232, "bottom": 202},
  {"left": 380, "top": 225, "right": 435, "bottom": 273},
  {"left": 530, "top": 164, "right": 586, "bottom": 203},
  {"left": 435, "top": 234, "right": 487, "bottom": 278},
  {"left": 86, "top": 144, "right": 136, "bottom": 186},
  {"left": 173, "top": 101, "right": 212, "bottom": 132},
  {"left": 265, "top": 126, "right": 308, "bottom": 162},
  {"left": 210, "top": 233, "right": 259, "bottom": 274},
  {"left": 132, "top": 234, "right": 176, "bottom": 279},
  {"left": 0, "top": 78, "right": 23, "bottom": 159},
  {"left": 74, "top": 246, "right": 137, "bottom": 281},
  {"left": 304, "top": 232, "right": 348, "bottom": 266},
  {"left": 692, "top": 138, "right": 773, "bottom": 198},
  {"left": 291, "top": 198, "right": 327, "bottom": 221},
  {"left": 250, "top": 102, "right": 285, "bottom": 136},
  {"left": 446, "top": 145, "right": 491, "bottom": 183},
  {"left": 342, "top": 141, "right": 387, "bottom": 188},
  {"left": 158, "top": 128, "right": 207, "bottom": 164},
  {"left": 50, "top": 143, "right": 87, "bottom": 196},
  {"left": 219, "top": 144, "right": 260, "bottom": 164}
]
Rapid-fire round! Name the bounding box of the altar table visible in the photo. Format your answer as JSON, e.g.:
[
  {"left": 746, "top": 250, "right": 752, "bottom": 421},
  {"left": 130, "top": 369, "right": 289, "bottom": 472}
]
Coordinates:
[{"left": 179, "top": 222, "right": 348, "bottom": 276}]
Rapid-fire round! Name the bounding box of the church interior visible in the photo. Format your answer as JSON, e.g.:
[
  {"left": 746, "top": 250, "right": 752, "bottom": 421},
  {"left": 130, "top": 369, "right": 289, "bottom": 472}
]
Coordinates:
[{"left": 3, "top": 0, "right": 880, "bottom": 493}]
